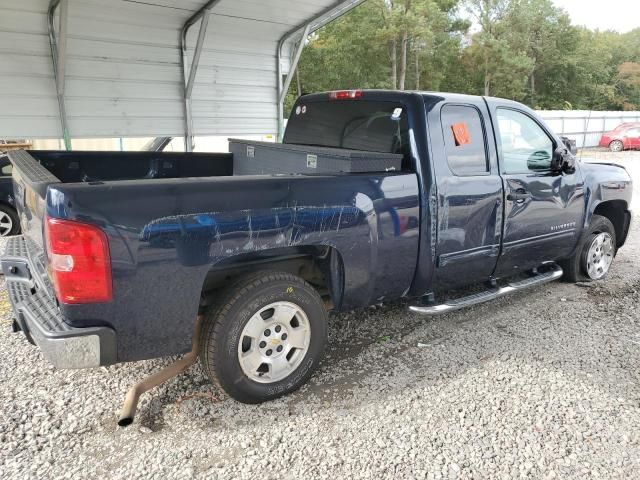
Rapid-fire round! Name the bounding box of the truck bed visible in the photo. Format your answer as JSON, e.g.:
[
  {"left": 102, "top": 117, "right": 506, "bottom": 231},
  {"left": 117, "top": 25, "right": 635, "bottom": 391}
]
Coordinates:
[
  {"left": 25, "top": 143, "right": 403, "bottom": 187},
  {"left": 28, "top": 150, "right": 234, "bottom": 184}
]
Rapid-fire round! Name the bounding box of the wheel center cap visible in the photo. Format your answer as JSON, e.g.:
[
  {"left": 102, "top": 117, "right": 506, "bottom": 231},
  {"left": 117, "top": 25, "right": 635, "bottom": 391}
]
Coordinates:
[{"left": 257, "top": 322, "right": 290, "bottom": 357}]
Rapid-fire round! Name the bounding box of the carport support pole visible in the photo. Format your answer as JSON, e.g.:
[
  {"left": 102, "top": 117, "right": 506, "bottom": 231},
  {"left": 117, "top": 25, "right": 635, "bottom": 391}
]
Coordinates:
[
  {"left": 180, "top": 1, "right": 221, "bottom": 152},
  {"left": 276, "top": 24, "right": 311, "bottom": 142},
  {"left": 48, "top": 0, "right": 71, "bottom": 151},
  {"left": 275, "top": 0, "right": 367, "bottom": 141}
]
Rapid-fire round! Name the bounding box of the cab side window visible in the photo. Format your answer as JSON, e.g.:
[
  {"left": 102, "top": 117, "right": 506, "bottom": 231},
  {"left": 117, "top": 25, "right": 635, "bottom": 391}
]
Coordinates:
[
  {"left": 441, "top": 105, "right": 489, "bottom": 176},
  {"left": 496, "top": 109, "right": 554, "bottom": 174}
]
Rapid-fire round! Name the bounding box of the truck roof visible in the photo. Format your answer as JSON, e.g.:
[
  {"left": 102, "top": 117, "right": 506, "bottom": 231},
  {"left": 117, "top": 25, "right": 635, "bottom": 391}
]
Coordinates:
[{"left": 298, "top": 89, "right": 522, "bottom": 107}]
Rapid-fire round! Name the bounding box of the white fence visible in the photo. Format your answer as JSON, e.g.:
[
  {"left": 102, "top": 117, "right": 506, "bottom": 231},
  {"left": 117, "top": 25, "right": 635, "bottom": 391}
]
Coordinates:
[
  {"left": 16, "top": 110, "right": 640, "bottom": 152},
  {"left": 537, "top": 110, "right": 640, "bottom": 148}
]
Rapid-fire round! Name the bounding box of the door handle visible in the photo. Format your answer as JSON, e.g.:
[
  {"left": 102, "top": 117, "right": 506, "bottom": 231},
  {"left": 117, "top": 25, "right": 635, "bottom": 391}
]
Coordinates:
[{"left": 506, "top": 191, "right": 531, "bottom": 202}]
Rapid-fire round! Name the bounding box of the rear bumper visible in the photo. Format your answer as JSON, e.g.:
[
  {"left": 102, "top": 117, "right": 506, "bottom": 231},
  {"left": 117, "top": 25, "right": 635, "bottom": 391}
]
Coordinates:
[{"left": 2, "top": 236, "right": 117, "bottom": 369}]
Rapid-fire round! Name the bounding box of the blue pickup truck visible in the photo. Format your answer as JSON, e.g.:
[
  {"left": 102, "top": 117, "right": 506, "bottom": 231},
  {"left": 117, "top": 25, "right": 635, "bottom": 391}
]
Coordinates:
[{"left": 2, "top": 90, "right": 633, "bottom": 417}]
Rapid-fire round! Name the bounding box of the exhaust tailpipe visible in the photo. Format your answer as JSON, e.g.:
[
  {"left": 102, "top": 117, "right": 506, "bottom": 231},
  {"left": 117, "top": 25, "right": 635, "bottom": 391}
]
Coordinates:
[{"left": 118, "top": 315, "right": 203, "bottom": 427}]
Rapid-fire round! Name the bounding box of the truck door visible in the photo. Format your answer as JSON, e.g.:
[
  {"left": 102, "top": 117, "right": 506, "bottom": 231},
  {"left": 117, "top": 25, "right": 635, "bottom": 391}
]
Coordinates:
[
  {"left": 488, "top": 105, "right": 585, "bottom": 276},
  {"left": 429, "top": 99, "right": 503, "bottom": 288}
]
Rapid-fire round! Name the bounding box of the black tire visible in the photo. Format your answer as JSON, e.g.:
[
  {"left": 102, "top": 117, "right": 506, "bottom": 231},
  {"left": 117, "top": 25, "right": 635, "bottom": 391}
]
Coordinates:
[
  {"left": 560, "top": 214, "right": 616, "bottom": 282},
  {"left": 199, "top": 271, "right": 327, "bottom": 404},
  {"left": 0, "top": 204, "right": 19, "bottom": 236}
]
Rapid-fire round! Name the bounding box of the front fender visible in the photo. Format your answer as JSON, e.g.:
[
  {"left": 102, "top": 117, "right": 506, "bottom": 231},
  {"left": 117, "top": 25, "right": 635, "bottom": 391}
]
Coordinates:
[{"left": 580, "top": 161, "right": 632, "bottom": 229}]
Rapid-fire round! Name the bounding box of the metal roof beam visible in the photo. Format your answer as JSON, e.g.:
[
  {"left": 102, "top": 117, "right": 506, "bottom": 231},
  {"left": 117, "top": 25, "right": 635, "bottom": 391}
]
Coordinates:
[
  {"left": 307, "top": 0, "right": 369, "bottom": 33},
  {"left": 180, "top": 0, "right": 221, "bottom": 152},
  {"left": 276, "top": 0, "right": 368, "bottom": 139},
  {"left": 48, "top": 0, "right": 71, "bottom": 150},
  {"left": 278, "top": 23, "right": 311, "bottom": 109}
]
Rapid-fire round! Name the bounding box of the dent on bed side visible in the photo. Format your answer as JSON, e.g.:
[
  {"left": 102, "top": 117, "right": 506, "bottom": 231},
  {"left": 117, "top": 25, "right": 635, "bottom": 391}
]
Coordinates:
[{"left": 139, "top": 204, "right": 367, "bottom": 267}]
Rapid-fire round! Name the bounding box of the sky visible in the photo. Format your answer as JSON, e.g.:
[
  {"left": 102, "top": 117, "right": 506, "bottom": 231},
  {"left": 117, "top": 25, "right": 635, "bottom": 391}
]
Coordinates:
[{"left": 552, "top": 0, "right": 640, "bottom": 33}]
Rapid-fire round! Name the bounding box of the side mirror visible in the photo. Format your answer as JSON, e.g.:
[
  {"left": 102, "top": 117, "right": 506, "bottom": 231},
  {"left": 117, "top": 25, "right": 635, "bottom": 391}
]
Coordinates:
[
  {"left": 527, "top": 150, "right": 553, "bottom": 172},
  {"left": 563, "top": 152, "right": 576, "bottom": 174},
  {"left": 552, "top": 147, "right": 576, "bottom": 175},
  {"left": 561, "top": 136, "right": 577, "bottom": 155}
]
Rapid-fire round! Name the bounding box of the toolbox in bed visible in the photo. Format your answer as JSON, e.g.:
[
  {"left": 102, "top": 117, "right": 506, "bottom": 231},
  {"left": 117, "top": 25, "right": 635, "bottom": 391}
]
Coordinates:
[{"left": 230, "top": 139, "right": 403, "bottom": 175}]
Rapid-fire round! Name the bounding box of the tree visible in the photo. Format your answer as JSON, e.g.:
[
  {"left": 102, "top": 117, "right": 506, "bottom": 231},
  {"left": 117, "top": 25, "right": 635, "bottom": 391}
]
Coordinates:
[
  {"left": 377, "top": 0, "right": 444, "bottom": 90},
  {"left": 411, "top": 0, "right": 470, "bottom": 91},
  {"left": 564, "top": 28, "right": 628, "bottom": 110},
  {"left": 287, "top": 0, "right": 640, "bottom": 112},
  {"left": 465, "top": 0, "right": 514, "bottom": 96},
  {"left": 617, "top": 62, "right": 640, "bottom": 110},
  {"left": 286, "top": 0, "right": 391, "bottom": 112},
  {"left": 503, "top": 0, "right": 574, "bottom": 106}
]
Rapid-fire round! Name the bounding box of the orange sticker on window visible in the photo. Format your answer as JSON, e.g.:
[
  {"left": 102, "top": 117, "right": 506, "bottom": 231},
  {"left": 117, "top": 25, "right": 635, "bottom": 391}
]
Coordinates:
[{"left": 451, "top": 122, "right": 471, "bottom": 146}]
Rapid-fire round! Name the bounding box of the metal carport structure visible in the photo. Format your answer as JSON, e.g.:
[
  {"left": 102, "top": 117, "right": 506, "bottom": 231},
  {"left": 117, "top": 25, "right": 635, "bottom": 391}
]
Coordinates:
[{"left": 0, "top": 0, "right": 366, "bottom": 150}]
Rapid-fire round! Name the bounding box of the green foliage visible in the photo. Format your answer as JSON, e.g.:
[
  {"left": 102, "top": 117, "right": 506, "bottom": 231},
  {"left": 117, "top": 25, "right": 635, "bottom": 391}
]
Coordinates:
[
  {"left": 286, "top": 0, "right": 640, "bottom": 112},
  {"left": 285, "top": 1, "right": 391, "bottom": 114},
  {"left": 618, "top": 62, "right": 640, "bottom": 110}
]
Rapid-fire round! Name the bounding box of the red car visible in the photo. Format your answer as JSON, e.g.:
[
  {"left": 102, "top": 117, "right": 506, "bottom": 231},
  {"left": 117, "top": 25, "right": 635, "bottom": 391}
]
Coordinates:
[{"left": 599, "top": 122, "right": 640, "bottom": 151}]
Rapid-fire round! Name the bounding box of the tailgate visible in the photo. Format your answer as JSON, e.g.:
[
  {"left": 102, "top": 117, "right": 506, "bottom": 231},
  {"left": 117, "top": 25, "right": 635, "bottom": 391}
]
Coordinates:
[
  {"left": 2, "top": 150, "right": 60, "bottom": 295},
  {"left": 7, "top": 150, "right": 60, "bottom": 249}
]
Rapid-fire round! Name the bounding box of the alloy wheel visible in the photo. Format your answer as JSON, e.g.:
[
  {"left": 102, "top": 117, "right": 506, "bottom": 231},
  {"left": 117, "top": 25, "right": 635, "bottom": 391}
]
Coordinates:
[
  {"left": 237, "top": 301, "right": 311, "bottom": 383},
  {"left": 0, "top": 211, "right": 13, "bottom": 236},
  {"left": 609, "top": 140, "right": 623, "bottom": 152},
  {"left": 586, "top": 232, "right": 614, "bottom": 279}
]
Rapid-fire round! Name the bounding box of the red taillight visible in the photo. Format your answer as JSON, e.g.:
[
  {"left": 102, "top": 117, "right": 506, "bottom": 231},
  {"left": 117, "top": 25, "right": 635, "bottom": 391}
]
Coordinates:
[
  {"left": 328, "top": 90, "right": 363, "bottom": 100},
  {"left": 45, "top": 217, "right": 112, "bottom": 304}
]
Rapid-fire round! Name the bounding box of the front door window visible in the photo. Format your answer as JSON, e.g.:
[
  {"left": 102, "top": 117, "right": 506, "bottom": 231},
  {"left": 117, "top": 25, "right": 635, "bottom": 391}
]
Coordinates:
[{"left": 496, "top": 109, "right": 554, "bottom": 174}]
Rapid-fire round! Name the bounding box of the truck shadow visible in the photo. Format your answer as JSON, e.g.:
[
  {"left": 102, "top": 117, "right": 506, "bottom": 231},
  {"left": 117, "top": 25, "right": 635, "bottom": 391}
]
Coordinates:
[{"left": 131, "top": 271, "right": 640, "bottom": 432}]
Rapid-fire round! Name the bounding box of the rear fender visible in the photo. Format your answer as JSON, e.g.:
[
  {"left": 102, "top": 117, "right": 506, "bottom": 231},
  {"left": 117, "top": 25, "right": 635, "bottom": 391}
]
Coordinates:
[
  {"left": 141, "top": 204, "right": 375, "bottom": 309},
  {"left": 199, "top": 245, "right": 346, "bottom": 310}
]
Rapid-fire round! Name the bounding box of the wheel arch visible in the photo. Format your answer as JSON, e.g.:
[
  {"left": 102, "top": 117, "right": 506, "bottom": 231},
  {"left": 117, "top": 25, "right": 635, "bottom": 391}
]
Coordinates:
[
  {"left": 199, "top": 245, "right": 346, "bottom": 312},
  {"left": 0, "top": 200, "right": 16, "bottom": 210},
  {"left": 591, "top": 199, "right": 630, "bottom": 248}
]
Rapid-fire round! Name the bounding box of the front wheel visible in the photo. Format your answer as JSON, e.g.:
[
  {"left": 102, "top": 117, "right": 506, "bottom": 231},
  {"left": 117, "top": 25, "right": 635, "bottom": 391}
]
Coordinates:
[
  {"left": 560, "top": 214, "right": 616, "bottom": 282},
  {"left": 199, "top": 271, "right": 327, "bottom": 403}
]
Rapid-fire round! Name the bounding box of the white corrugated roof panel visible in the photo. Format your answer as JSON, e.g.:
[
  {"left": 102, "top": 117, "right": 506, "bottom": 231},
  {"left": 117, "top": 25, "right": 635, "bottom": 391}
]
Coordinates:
[{"left": 0, "top": 0, "right": 364, "bottom": 139}]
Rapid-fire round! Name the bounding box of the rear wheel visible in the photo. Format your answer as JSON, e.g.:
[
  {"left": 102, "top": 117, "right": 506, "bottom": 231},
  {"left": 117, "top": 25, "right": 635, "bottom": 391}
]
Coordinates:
[
  {"left": 609, "top": 140, "right": 624, "bottom": 152},
  {"left": 560, "top": 214, "right": 616, "bottom": 282},
  {"left": 199, "top": 271, "right": 327, "bottom": 403},
  {"left": 0, "top": 205, "right": 19, "bottom": 236}
]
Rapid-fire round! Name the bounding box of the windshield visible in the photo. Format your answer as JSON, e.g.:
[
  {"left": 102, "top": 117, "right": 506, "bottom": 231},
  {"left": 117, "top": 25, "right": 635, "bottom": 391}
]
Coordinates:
[{"left": 283, "top": 100, "right": 410, "bottom": 163}]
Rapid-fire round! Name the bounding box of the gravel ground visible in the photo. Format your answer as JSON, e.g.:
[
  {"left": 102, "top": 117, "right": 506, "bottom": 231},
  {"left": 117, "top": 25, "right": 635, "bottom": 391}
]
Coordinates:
[{"left": 1, "top": 150, "right": 639, "bottom": 479}]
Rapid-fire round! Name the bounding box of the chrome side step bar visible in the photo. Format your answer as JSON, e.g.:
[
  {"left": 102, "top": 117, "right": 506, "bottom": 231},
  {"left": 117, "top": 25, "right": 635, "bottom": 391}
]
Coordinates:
[{"left": 409, "top": 263, "right": 563, "bottom": 315}]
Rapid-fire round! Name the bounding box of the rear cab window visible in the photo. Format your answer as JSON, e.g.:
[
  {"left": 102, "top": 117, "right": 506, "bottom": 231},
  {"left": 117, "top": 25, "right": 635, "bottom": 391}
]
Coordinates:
[
  {"left": 283, "top": 99, "right": 412, "bottom": 169},
  {"left": 440, "top": 105, "right": 489, "bottom": 176}
]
